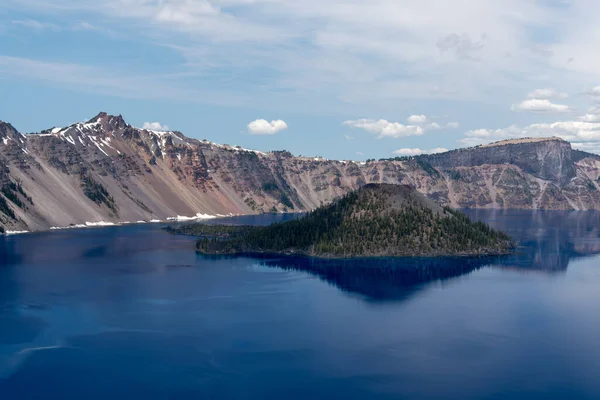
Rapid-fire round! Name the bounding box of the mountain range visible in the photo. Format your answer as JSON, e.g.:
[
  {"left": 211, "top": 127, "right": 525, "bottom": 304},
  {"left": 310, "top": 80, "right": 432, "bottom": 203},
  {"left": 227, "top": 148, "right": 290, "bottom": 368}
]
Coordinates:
[{"left": 1, "top": 112, "right": 600, "bottom": 233}]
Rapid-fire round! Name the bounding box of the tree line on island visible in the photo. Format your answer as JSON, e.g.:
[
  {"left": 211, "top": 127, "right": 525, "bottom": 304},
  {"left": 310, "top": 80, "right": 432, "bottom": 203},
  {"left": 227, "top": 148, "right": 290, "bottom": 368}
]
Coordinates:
[{"left": 170, "top": 184, "right": 515, "bottom": 258}]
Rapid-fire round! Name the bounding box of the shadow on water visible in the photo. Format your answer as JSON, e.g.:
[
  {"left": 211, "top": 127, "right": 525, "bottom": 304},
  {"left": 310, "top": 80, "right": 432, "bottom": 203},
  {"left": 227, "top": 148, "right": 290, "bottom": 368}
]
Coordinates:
[{"left": 200, "top": 254, "right": 502, "bottom": 303}]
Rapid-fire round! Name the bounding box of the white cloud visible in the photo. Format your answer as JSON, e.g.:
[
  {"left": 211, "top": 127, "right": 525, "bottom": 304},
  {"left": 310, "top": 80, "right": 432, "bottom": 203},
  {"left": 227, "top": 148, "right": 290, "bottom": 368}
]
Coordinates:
[
  {"left": 511, "top": 99, "right": 571, "bottom": 113},
  {"left": 343, "top": 119, "right": 425, "bottom": 139},
  {"left": 142, "top": 122, "right": 169, "bottom": 131},
  {"left": 356, "top": 151, "right": 364, "bottom": 156},
  {"left": 579, "top": 107, "right": 600, "bottom": 122},
  {"left": 8, "top": 0, "right": 596, "bottom": 113},
  {"left": 344, "top": 135, "right": 354, "bottom": 140},
  {"left": 584, "top": 86, "right": 600, "bottom": 97},
  {"left": 343, "top": 115, "right": 457, "bottom": 139},
  {"left": 580, "top": 114, "right": 600, "bottom": 122},
  {"left": 446, "top": 122, "right": 460, "bottom": 129},
  {"left": 527, "top": 88, "right": 568, "bottom": 99},
  {"left": 247, "top": 119, "right": 288, "bottom": 135},
  {"left": 393, "top": 147, "right": 449, "bottom": 156},
  {"left": 407, "top": 115, "right": 428, "bottom": 124}
]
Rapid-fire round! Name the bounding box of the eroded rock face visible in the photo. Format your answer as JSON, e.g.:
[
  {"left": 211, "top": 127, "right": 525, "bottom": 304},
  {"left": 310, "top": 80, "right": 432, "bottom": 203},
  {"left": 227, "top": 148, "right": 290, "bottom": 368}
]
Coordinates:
[
  {"left": 1, "top": 114, "right": 600, "bottom": 232},
  {"left": 420, "top": 138, "right": 577, "bottom": 185}
]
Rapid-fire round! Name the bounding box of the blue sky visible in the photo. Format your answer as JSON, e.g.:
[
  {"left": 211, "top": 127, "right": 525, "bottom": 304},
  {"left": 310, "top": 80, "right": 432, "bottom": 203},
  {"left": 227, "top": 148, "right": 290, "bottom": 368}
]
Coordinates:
[{"left": 2, "top": 0, "right": 600, "bottom": 159}]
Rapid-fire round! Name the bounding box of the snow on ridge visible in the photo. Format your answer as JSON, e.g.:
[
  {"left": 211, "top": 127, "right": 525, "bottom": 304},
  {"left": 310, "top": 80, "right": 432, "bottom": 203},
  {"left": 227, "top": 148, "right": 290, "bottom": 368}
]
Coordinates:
[
  {"left": 233, "top": 145, "right": 267, "bottom": 156},
  {"left": 80, "top": 118, "right": 102, "bottom": 131},
  {"left": 5, "top": 230, "right": 29, "bottom": 235},
  {"left": 200, "top": 140, "right": 267, "bottom": 156}
]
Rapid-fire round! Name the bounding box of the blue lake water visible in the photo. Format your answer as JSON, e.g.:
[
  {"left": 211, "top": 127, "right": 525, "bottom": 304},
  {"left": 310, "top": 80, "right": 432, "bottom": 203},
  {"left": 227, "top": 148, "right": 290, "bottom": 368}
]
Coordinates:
[{"left": 1, "top": 210, "right": 600, "bottom": 399}]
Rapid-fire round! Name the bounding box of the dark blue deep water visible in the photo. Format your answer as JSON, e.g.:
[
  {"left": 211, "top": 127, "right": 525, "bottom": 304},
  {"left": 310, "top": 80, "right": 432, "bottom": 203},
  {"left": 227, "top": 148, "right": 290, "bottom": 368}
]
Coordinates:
[{"left": 1, "top": 210, "right": 600, "bottom": 399}]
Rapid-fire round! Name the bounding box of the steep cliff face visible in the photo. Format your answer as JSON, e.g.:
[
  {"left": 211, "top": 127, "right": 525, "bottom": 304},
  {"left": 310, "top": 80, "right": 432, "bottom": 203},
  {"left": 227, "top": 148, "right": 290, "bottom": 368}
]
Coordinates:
[
  {"left": 420, "top": 138, "right": 577, "bottom": 185},
  {"left": 1, "top": 113, "right": 600, "bottom": 232}
]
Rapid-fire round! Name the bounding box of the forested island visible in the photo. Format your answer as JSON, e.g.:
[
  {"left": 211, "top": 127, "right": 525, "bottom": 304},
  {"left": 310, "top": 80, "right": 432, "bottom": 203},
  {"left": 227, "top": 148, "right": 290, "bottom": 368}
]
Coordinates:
[{"left": 170, "top": 184, "right": 515, "bottom": 258}]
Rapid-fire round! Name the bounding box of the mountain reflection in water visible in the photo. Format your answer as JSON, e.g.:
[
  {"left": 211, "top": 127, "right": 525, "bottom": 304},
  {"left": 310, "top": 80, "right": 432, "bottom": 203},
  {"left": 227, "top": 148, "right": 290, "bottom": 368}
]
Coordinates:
[{"left": 465, "top": 209, "right": 600, "bottom": 272}]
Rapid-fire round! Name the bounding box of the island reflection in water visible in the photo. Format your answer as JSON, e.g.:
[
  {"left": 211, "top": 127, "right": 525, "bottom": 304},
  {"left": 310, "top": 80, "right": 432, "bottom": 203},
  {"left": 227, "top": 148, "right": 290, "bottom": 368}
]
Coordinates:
[
  {"left": 202, "top": 254, "right": 498, "bottom": 303},
  {"left": 202, "top": 209, "right": 600, "bottom": 302}
]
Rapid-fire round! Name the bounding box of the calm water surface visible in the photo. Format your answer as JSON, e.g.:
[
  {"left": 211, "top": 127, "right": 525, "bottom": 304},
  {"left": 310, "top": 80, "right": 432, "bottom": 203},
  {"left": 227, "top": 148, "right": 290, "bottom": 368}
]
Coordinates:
[{"left": 1, "top": 211, "right": 600, "bottom": 399}]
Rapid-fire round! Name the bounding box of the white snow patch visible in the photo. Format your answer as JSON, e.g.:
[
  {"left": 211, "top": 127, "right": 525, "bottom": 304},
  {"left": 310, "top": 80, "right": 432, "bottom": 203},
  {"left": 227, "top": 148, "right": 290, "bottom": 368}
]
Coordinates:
[
  {"left": 50, "top": 224, "right": 87, "bottom": 230},
  {"left": 81, "top": 120, "right": 102, "bottom": 130},
  {"left": 230, "top": 145, "right": 267, "bottom": 156},
  {"left": 150, "top": 219, "right": 162, "bottom": 223},
  {"left": 101, "top": 138, "right": 115, "bottom": 150},
  {"left": 166, "top": 213, "right": 216, "bottom": 222},
  {"left": 85, "top": 221, "right": 116, "bottom": 227},
  {"left": 51, "top": 127, "right": 62, "bottom": 134},
  {"left": 2, "top": 138, "right": 9, "bottom": 145},
  {"left": 92, "top": 140, "right": 109, "bottom": 156},
  {"left": 5, "top": 230, "right": 29, "bottom": 235}
]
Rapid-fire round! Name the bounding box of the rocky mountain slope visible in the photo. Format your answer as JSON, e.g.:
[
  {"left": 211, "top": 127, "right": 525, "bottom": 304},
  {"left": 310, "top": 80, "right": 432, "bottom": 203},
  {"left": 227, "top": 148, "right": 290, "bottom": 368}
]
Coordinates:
[{"left": 1, "top": 112, "right": 600, "bottom": 232}]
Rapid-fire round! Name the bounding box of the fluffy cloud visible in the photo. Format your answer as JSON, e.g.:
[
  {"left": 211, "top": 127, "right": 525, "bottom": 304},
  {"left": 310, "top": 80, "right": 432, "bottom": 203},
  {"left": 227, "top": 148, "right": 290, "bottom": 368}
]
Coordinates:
[
  {"left": 580, "top": 114, "right": 600, "bottom": 122},
  {"left": 407, "top": 115, "right": 428, "bottom": 124},
  {"left": 511, "top": 99, "right": 571, "bottom": 113},
  {"left": 527, "top": 88, "right": 568, "bottom": 99},
  {"left": 446, "top": 122, "right": 460, "bottom": 129},
  {"left": 247, "top": 119, "right": 288, "bottom": 135},
  {"left": 584, "top": 86, "right": 600, "bottom": 97},
  {"left": 580, "top": 107, "right": 600, "bottom": 122},
  {"left": 343, "top": 119, "right": 425, "bottom": 139},
  {"left": 343, "top": 115, "right": 457, "bottom": 139},
  {"left": 142, "top": 122, "right": 169, "bottom": 131},
  {"left": 392, "top": 148, "right": 449, "bottom": 156}
]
